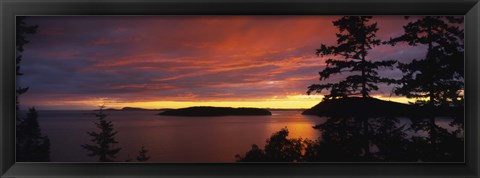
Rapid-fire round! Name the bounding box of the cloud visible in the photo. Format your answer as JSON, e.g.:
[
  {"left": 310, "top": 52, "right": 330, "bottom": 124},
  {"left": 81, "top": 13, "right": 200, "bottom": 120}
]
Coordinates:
[{"left": 18, "top": 16, "right": 463, "bottom": 109}]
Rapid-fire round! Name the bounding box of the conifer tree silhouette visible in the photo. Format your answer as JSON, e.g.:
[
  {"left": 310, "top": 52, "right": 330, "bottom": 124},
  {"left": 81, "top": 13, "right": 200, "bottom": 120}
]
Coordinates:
[
  {"left": 308, "top": 16, "right": 396, "bottom": 100},
  {"left": 136, "top": 146, "right": 151, "bottom": 162},
  {"left": 387, "top": 16, "right": 464, "bottom": 160},
  {"left": 387, "top": 16, "right": 464, "bottom": 108},
  {"left": 16, "top": 17, "right": 50, "bottom": 162},
  {"left": 82, "top": 106, "right": 121, "bottom": 162},
  {"left": 16, "top": 108, "right": 51, "bottom": 161}
]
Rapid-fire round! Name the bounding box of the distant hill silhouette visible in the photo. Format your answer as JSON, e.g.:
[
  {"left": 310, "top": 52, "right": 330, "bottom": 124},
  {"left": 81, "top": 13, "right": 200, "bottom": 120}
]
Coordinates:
[
  {"left": 100, "top": 107, "right": 166, "bottom": 111},
  {"left": 267, "top": 108, "right": 306, "bottom": 112},
  {"left": 120, "top": 107, "right": 162, "bottom": 111},
  {"left": 158, "top": 106, "right": 272, "bottom": 116},
  {"left": 302, "top": 97, "right": 462, "bottom": 118}
]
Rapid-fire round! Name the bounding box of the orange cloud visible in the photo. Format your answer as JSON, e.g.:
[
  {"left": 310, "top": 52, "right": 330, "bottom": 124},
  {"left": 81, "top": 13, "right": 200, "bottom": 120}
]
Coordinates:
[{"left": 20, "top": 16, "right": 451, "bottom": 110}]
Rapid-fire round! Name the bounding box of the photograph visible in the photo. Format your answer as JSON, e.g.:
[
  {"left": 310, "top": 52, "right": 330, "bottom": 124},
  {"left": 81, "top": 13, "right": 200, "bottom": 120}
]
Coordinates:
[{"left": 15, "top": 15, "right": 464, "bottom": 163}]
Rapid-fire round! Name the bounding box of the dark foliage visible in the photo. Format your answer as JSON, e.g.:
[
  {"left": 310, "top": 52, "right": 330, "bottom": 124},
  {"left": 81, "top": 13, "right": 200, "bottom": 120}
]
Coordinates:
[
  {"left": 307, "top": 117, "right": 370, "bottom": 161},
  {"left": 237, "top": 16, "right": 465, "bottom": 163},
  {"left": 386, "top": 16, "right": 464, "bottom": 108},
  {"left": 159, "top": 106, "right": 272, "bottom": 116},
  {"left": 308, "top": 116, "right": 421, "bottom": 162},
  {"left": 136, "top": 146, "right": 151, "bottom": 162},
  {"left": 301, "top": 98, "right": 463, "bottom": 162},
  {"left": 406, "top": 116, "right": 464, "bottom": 162},
  {"left": 16, "top": 16, "right": 37, "bottom": 110},
  {"left": 82, "top": 106, "right": 121, "bottom": 162},
  {"left": 235, "top": 144, "right": 266, "bottom": 162},
  {"left": 236, "top": 116, "right": 463, "bottom": 162},
  {"left": 308, "top": 16, "right": 396, "bottom": 100},
  {"left": 305, "top": 117, "right": 407, "bottom": 161},
  {"left": 386, "top": 16, "right": 464, "bottom": 155},
  {"left": 16, "top": 108, "right": 51, "bottom": 162},
  {"left": 16, "top": 17, "right": 50, "bottom": 162},
  {"left": 236, "top": 128, "right": 304, "bottom": 162}
]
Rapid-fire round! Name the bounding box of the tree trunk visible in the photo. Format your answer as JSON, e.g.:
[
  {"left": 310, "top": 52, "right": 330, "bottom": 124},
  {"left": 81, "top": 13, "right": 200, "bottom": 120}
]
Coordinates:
[{"left": 361, "top": 43, "right": 367, "bottom": 98}]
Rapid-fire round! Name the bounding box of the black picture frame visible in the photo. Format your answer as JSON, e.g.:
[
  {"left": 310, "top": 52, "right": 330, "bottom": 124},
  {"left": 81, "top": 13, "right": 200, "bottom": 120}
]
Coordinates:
[{"left": 1, "top": 0, "right": 479, "bottom": 177}]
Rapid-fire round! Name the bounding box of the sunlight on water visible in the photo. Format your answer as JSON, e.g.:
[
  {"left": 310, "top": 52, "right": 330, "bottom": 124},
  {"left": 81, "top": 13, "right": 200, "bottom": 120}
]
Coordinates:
[
  {"left": 35, "top": 110, "right": 458, "bottom": 162},
  {"left": 36, "top": 110, "right": 327, "bottom": 162}
]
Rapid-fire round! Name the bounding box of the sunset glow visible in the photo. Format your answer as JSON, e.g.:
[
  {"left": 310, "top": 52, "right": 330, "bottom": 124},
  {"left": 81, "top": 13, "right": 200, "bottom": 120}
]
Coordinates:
[
  {"left": 19, "top": 16, "right": 439, "bottom": 110},
  {"left": 95, "top": 95, "right": 415, "bottom": 109}
]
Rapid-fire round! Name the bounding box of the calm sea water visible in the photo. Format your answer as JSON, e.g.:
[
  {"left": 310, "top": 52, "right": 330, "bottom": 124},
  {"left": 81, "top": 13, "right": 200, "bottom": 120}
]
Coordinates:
[
  {"left": 32, "top": 110, "right": 457, "bottom": 162},
  {"left": 35, "top": 110, "right": 327, "bottom": 162}
]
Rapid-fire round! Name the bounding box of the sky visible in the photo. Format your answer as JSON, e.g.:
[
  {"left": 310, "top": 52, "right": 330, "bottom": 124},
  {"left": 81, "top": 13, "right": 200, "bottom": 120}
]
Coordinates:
[{"left": 17, "top": 16, "right": 461, "bottom": 110}]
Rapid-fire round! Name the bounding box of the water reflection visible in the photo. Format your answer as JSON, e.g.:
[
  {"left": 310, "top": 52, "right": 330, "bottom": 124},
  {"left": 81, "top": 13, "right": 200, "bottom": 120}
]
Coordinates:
[
  {"left": 37, "top": 110, "right": 463, "bottom": 162},
  {"left": 38, "top": 110, "right": 326, "bottom": 162}
]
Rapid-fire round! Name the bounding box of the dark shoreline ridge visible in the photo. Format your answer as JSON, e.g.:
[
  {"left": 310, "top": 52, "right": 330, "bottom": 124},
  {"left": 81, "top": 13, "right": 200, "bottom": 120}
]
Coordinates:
[
  {"left": 302, "top": 97, "right": 463, "bottom": 118},
  {"left": 158, "top": 106, "right": 272, "bottom": 116},
  {"left": 97, "top": 107, "right": 166, "bottom": 111}
]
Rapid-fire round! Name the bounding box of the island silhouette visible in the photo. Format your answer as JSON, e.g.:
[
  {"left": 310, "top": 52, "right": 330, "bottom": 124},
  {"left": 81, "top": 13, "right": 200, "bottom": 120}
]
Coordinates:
[
  {"left": 302, "top": 97, "right": 463, "bottom": 118},
  {"left": 158, "top": 106, "right": 272, "bottom": 116},
  {"left": 15, "top": 15, "right": 464, "bottom": 163}
]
